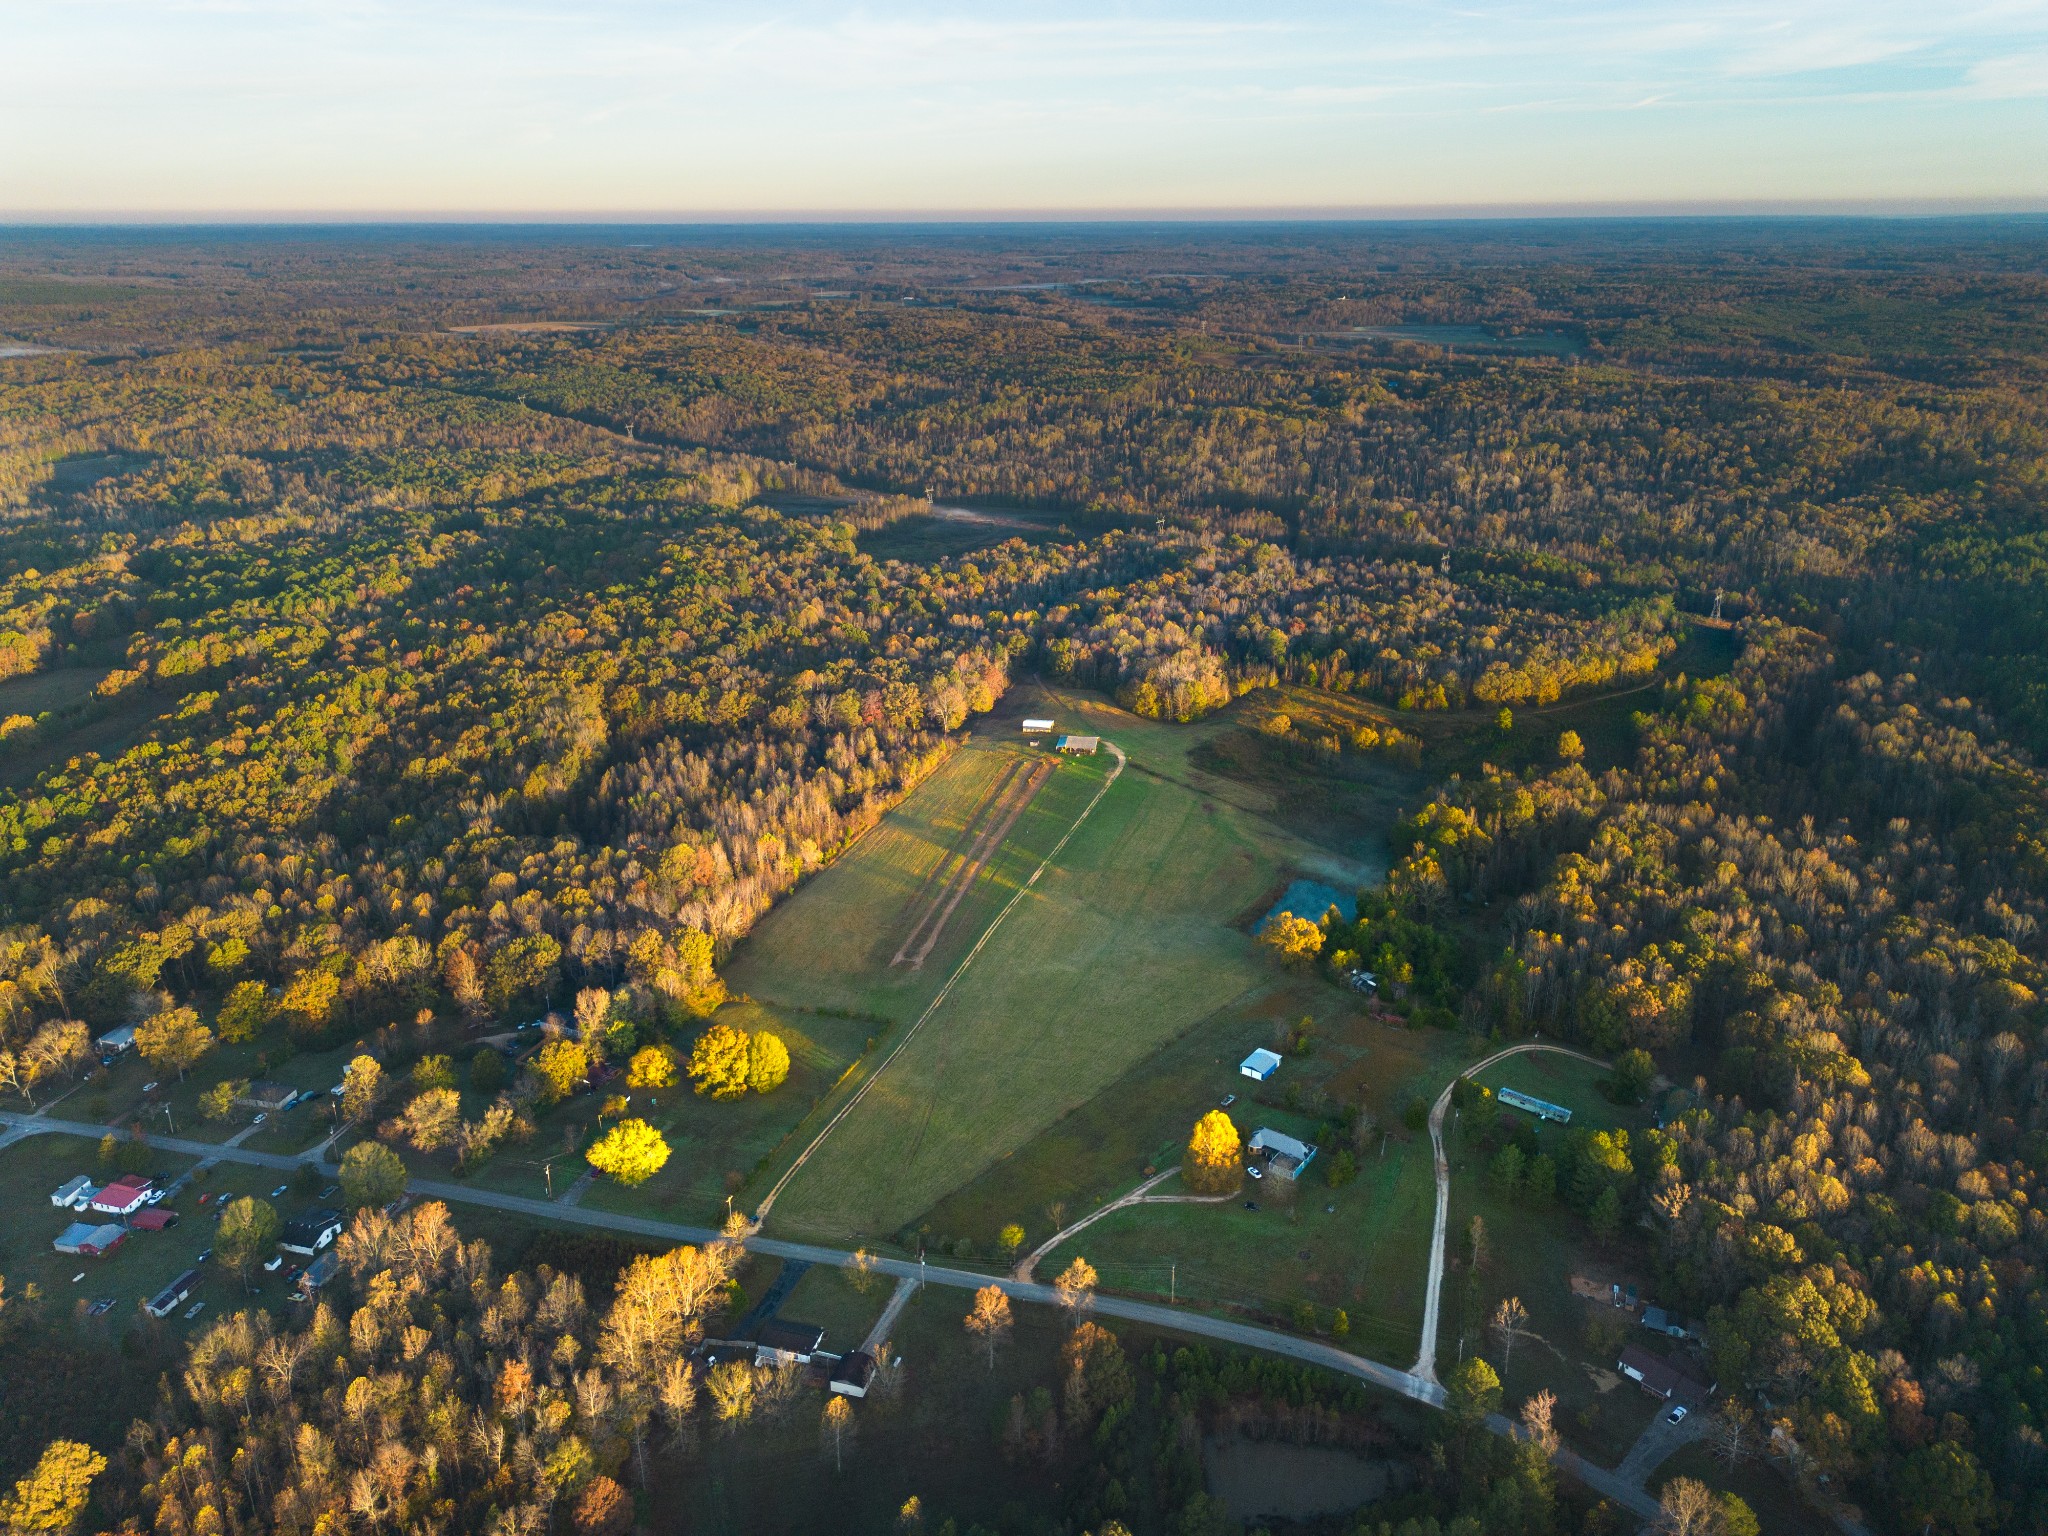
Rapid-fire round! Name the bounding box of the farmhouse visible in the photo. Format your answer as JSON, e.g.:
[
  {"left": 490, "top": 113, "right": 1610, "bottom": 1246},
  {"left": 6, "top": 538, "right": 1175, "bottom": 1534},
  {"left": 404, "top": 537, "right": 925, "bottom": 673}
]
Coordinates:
[
  {"left": 89, "top": 1175, "right": 154, "bottom": 1217},
  {"left": 54, "top": 1221, "right": 128, "bottom": 1257},
  {"left": 1248, "top": 1127, "right": 1317, "bottom": 1180},
  {"left": 1021, "top": 718, "right": 1055, "bottom": 734},
  {"left": 1617, "top": 1343, "right": 1715, "bottom": 1402},
  {"left": 95, "top": 1024, "right": 137, "bottom": 1057},
  {"left": 280, "top": 1207, "right": 344, "bottom": 1256},
  {"left": 1053, "top": 734, "right": 1099, "bottom": 755},
  {"left": 1498, "top": 1086, "right": 1573, "bottom": 1124},
  {"left": 753, "top": 1318, "right": 827, "bottom": 1367},
  {"left": 51, "top": 1175, "right": 96, "bottom": 1209},
  {"left": 1239, "top": 1048, "right": 1282, "bottom": 1081},
  {"left": 236, "top": 1080, "right": 301, "bottom": 1112}
]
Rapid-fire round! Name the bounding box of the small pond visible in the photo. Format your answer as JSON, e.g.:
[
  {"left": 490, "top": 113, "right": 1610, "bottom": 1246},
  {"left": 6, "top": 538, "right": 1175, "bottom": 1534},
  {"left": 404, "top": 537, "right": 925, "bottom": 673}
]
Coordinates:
[
  {"left": 1265, "top": 877, "right": 1356, "bottom": 929},
  {"left": 1205, "top": 1434, "right": 1407, "bottom": 1521}
]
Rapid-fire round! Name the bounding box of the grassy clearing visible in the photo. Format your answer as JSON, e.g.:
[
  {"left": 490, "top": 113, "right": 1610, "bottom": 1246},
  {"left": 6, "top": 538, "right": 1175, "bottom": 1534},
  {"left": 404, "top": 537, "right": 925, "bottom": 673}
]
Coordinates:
[
  {"left": 774, "top": 1261, "right": 894, "bottom": 1352},
  {"left": 763, "top": 688, "right": 1356, "bottom": 1245},
  {"left": 1440, "top": 1058, "right": 1664, "bottom": 1466}
]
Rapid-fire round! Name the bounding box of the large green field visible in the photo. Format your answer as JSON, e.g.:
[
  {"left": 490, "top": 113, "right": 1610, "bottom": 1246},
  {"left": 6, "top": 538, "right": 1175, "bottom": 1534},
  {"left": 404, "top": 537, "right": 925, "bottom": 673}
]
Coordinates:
[{"left": 742, "top": 686, "right": 1380, "bottom": 1246}]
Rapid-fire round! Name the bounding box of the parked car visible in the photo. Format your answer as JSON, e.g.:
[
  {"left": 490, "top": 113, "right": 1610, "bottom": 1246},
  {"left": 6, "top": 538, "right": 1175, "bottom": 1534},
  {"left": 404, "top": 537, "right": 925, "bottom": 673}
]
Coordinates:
[
  {"left": 269, "top": 1184, "right": 288, "bottom": 1197},
  {"left": 252, "top": 1113, "right": 267, "bottom": 1126},
  {"left": 1666, "top": 1405, "right": 1688, "bottom": 1425},
  {"left": 319, "top": 1186, "right": 338, "bottom": 1200},
  {"left": 263, "top": 1255, "right": 285, "bottom": 1272},
  {"left": 1219, "top": 1093, "right": 1236, "bottom": 1108},
  {"left": 195, "top": 1248, "right": 212, "bottom": 1263},
  {"left": 1246, "top": 1164, "right": 1264, "bottom": 1180},
  {"left": 141, "top": 1082, "right": 159, "bottom": 1093}
]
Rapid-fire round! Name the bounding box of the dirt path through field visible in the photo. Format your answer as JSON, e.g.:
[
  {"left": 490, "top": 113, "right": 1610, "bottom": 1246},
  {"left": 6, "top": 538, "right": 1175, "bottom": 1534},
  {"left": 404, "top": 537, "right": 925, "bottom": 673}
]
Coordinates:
[{"left": 893, "top": 757, "right": 1051, "bottom": 968}]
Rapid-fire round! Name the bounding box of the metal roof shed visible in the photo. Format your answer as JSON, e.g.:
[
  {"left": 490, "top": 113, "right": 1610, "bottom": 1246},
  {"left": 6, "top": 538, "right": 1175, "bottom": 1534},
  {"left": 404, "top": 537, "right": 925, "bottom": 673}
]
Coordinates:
[{"left": 1239, "top": 1048, "right": 1281, "bottom": 1081}]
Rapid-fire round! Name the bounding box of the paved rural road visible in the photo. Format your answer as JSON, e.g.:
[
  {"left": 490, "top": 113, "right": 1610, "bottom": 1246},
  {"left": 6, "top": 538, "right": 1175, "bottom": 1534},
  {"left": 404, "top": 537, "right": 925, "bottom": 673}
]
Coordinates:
[
  {"left": 750, "top": 739, "right": 1128, "bottom": 1223},
  {"left": 1414, "top": 1040, "right": 1611, "bottom": 1383},
  {"left": 0, "top": 1107, "right": 1657, "bottom": 1522}
]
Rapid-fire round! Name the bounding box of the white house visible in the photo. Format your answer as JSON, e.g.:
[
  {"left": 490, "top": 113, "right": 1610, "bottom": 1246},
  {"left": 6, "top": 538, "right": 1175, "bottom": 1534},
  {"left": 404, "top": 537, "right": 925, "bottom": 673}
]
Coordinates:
[
  {"left": 95, "top": 1024, "right": 137, "bottom": 1057},
  {"left": 1239, "top": 1048, "right": 1281, "bottom": 1082},
  {"left": 1249, "top": 1127, "right": 1318, "bottom": 1180},
  {"left": 89, "top": 1176, "right": 153, "bottom": 1217},
  {"left": 51, "top": 1175, "right": 96, "bottom": 1209}
]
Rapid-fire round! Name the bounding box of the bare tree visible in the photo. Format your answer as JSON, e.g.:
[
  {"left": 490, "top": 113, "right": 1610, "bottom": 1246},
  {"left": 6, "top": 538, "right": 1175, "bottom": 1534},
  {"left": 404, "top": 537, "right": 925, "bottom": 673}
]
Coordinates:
[
  {"left": 821, "top": 1395, "right": 855, "bottom": 1472},
  {"left": 1656, "top": 1476, "right": 1721, "bottom": 1536},
  {"left": 1521, "top": 1389, "right": 1559, "bottom": 1455},
  {"left": 1708, "top": 1402, "right": 1754, "bottom": 1466},
  {"left": 1490, "top": 1296, "right": 1530, "bottom": 1373}
]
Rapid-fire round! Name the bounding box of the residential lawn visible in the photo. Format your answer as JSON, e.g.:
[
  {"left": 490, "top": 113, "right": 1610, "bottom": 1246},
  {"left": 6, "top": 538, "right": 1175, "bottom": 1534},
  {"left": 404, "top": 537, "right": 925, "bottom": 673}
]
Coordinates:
[
  {"left": 912, "top": 981, "right": 1460, "bottom": 1264},
  {"left": 1441, "top": 1065, "right": 1667, "bottom": 1469},
  {"left": 573, "top": 998, "right": 874, "bottom": 1224},
  {"left": 774, "top": 1261, "right": 895, "bottom": 1354},
  {"left": 1035, "top": 1122, "right": 1440, "bottom": 1368},
  {"left": 760, "top": 686, "right": 1368, "bottom": 1246},
  {"left": 0, "top": 1131, "right": 303, "bottom": 1340},
  {"left": 1469, "top": 1051, "right": 1634, "bottom": 1133},
  {"left": 1656, "top": 1442, "right": 1832, "bottom": 1536}
]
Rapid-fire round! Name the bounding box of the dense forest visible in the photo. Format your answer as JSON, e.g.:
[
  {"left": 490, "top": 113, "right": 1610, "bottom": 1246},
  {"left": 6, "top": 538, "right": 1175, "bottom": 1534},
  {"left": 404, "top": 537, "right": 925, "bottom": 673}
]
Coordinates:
[{"left": 5, "top": 221, "right": 2048, "bottom": 1534}]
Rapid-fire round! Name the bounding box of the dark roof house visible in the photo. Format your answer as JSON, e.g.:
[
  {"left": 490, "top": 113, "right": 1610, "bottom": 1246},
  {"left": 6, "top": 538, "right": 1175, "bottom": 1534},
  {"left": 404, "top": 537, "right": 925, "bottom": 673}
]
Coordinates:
[
  {"left": 280, "top": 1207, "right": 344, "bottom": 1256},
  {"left": 1618, "top": 1343, "right": 1715, "bottom": 1402},
  {"left": 754, "top": 1318, "right": 826, "bottom": 1366}
]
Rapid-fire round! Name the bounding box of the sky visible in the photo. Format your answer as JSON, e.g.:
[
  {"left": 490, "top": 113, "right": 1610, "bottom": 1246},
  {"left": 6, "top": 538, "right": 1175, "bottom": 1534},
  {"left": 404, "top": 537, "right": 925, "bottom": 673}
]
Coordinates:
[{"left": 4, "top": 0, "right": 2048, "bottom": 217}]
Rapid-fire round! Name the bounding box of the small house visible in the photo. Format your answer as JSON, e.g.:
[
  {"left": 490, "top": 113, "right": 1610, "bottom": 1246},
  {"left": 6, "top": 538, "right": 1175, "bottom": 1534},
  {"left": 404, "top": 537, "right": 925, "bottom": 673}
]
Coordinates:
[
  {"left": 54, "top": 1221, "right": 128, "bottom": 1257},
  {"left": 280, "top": 1207, "right": 344, "bottom": 1256},
  {"left": 51, "top": 1175, "right": 96, "bottom": 1209},
  {"left": 95, "top": 1024, "right": 137, "bottom": 1057},
  {"left": 753, "top": 1318, "right": 826, "bottom": 1367},
  {"left": 236, "top": 1081, "right": 300, "bottom": 1112},
  {"left": 1498, "top": 1087, "right": 1572, "bottom": 1124},
  {"left": 1053, "top": 734, "right": 1099, "bottom": 755},
  {"left": 1248, "top": 1127, "right": 1318, "bottom": 1180},
  {"left": 830, "top": 1350, "right": 877, "bottom": 1398},
  {"left": 295, "top": 1251, "right": 340, "bottom": 1298},
  {"left": 1617, "top": 1343, "right": 1715, "bottom": 1403},
  {"left": 146, "top": 1268, "right": 202, "bottom": 1318},
  {"left": 1642, "top": 1306, "right": 1688, "bottom": 1338},
  {"left": 1239, "top": 1048, "right": 1281, "bottom": 1082},
  {"left": 90, "top": 1176, "right": 153, "bottom": 1217},
  {"left": 1021, "top": 718, "right": 1055, "bottom": 735}
]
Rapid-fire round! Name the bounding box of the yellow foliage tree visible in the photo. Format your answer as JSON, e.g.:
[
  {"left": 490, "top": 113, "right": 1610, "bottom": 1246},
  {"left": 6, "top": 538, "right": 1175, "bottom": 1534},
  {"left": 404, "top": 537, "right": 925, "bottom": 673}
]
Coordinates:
[
  {"left": 1182, "top": 1110, "right": 1243, "bottom": 1195},
  {"left": 586, "top": 1118, "right": 671, "bottom": 1187},
  {"left": 1256, "top": 912, "right": 1325, "bottom": 965}
]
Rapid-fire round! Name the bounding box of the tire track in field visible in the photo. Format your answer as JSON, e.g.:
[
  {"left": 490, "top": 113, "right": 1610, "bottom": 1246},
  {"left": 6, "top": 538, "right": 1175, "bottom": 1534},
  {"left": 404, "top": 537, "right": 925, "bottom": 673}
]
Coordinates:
[
  {"left": 890, "top": 757, "right": 1022, "bottom": 955},
  {"left": 895, "top": 758, "right": 1050, "bottom": 969},
  {"left": 753, "top": 743, "right": 1125, "bottom": 1226}
]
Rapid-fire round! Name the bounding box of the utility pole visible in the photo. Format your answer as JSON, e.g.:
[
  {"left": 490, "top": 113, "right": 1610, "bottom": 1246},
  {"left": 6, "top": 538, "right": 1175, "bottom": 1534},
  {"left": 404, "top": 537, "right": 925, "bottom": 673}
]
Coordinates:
[
  {"left": 1170, "top": 1263, "right": 1176, "bottom": 1306},
  {"left": 542, "top": 1159, "right": 553, "bottom": 1198}
]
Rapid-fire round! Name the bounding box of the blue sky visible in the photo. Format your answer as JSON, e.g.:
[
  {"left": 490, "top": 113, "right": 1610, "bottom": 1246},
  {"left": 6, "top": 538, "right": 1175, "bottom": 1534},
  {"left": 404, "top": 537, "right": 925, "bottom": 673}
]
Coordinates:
[{"left": 4, "top": 0, "right": 2047, "bottom": 215}]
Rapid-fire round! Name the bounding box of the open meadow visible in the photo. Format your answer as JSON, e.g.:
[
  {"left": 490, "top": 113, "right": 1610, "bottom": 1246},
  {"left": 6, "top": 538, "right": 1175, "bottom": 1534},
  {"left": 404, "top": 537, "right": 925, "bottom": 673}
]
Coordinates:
[{"left": 753, "top": 686, "right": 1382, "bottom": 1245}]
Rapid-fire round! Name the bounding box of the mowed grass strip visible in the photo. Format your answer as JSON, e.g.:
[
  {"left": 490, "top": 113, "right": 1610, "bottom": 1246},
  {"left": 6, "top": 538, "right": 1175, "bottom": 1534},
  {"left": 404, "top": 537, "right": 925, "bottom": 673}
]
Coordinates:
[
  {"left": 769, "top": 748, "right": 1289, "bottom": 1243},
  {"left": 724, "top": 738, "right": 1045, "bottom": 1022}
]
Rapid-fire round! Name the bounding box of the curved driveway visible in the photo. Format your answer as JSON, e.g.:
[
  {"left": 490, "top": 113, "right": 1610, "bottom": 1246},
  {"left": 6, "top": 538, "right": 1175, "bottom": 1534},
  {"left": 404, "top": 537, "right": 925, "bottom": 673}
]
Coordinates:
[{"left": 1413, "top": 1040, "right": 1610, "bottom": 1382}]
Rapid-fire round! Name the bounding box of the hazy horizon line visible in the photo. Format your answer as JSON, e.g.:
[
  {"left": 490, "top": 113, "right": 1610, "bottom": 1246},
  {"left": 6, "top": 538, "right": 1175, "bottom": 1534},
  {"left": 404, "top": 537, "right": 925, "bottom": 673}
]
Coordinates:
[{"left": 5, "top": 197, "right": 2048, "bottom": 229}]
